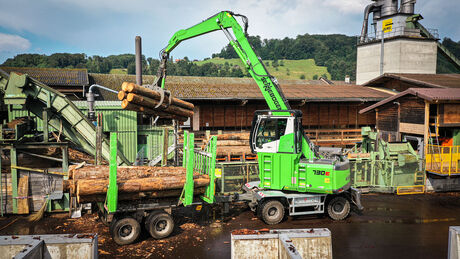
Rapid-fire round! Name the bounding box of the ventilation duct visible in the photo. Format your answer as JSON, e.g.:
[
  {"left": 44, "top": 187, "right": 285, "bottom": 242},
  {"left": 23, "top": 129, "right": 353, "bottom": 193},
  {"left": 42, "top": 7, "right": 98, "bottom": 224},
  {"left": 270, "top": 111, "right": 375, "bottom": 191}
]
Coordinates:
[{"left": 360, "top": 3, "right": 377, "bottom": 42}]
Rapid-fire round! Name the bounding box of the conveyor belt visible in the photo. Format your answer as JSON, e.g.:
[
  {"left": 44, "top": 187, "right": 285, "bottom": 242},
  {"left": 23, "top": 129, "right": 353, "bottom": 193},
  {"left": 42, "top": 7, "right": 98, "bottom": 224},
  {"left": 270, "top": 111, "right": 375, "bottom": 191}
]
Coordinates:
[
  {"left": 0, "top": 69, "right": 130, "bottom": 165},
  {"left": 415, "top": 22, "right": 460, "bottom": 71}
]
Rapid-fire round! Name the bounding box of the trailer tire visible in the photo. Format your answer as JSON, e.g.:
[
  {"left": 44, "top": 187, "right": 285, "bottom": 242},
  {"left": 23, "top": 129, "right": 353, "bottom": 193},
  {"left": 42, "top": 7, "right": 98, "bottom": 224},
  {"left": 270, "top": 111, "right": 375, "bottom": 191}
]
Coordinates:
[
  {"left": 327, "top": 196, "right": 350, "bottom": 221},
  {"left": 110, "top": 217, "right": 141, "bottom": 245},
  {"left": 260, "top": 200, "right": 285, "bottom": 225},
  {"left": 146, "top": 212, "right": 174, "bottom": 239}
]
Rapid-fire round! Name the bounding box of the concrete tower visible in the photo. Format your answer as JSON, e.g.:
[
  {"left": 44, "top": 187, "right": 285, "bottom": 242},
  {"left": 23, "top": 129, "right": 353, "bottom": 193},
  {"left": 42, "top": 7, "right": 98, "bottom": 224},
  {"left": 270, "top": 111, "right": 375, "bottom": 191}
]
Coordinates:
[{"left": 356, "top": 0, "right": 437, "bottom": 85}]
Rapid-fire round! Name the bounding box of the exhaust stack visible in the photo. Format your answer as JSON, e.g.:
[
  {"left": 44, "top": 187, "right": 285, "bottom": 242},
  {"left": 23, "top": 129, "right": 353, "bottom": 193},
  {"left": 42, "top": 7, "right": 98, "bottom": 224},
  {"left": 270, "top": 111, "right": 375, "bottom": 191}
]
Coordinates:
[{"left": 400, "top": 0, "right": 415, "bottom": 14}]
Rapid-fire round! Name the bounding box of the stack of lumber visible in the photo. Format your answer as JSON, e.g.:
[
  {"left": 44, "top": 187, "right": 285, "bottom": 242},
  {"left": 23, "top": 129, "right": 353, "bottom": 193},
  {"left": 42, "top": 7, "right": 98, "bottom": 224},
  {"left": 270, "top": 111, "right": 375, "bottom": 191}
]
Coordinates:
[
  {"left": 0, "top": 171, "right": 63, "bottom": 214},
  {"left": 203, "top": 132, "right": 253, "bottom": 157},
  {"left": 118, "top": 82, "right": 194, "bottom": 121},
  {"left": 64, "top": 165, "right": 210, "bottom": 203}
]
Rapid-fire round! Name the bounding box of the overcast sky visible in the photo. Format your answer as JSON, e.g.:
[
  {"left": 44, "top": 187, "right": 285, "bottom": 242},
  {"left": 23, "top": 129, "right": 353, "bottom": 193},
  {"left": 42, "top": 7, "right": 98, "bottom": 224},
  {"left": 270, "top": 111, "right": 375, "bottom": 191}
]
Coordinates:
[{"left": 0, "top": 0, "right": 459, "bottom": 64}]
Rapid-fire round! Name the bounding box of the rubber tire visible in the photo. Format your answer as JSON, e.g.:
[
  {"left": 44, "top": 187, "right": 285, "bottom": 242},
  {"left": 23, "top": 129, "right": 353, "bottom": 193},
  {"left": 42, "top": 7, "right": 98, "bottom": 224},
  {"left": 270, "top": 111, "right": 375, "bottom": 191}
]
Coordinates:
[
  {"left": 259, "top": 200, "right": 285, "bottom": 225},
  {"left": 110, "top": 217, "right": 141, "bottom": 245},
  {"left": 146, "top": 212, "right": 174, "bottom": 239},
  {"left": 327, "top": 196, "right": 350, "bottom": 221}
]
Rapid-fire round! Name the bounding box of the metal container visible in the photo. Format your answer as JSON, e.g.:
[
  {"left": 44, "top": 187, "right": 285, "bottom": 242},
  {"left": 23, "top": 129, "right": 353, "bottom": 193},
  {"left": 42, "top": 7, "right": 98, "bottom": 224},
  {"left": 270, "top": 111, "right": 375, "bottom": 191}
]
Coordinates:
[
  {"left": 231, "top": 228, "right": 332, "bottom": 259},
  {"left": 381, "top": 0, "right": 398, "bottom": 17},
  {"left": 0, "top": 233, "right": 98, "bottom": 258},
  {"left": 400, "top": 0, "right": 415, "bottom": 14},
  {"left": 449, "top": 226, "right": 460, "bottom": 259}
]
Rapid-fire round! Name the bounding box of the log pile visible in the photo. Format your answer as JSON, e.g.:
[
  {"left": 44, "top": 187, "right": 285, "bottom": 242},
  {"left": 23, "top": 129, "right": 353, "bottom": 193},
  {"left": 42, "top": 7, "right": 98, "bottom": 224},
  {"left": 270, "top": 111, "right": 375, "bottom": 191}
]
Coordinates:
[
  {"left": 64, "top": 164, "right": 210, "bottom": 203},
  {"left": 202, "top": 132, "right": 253, "bottom": 158},
  {"left": 118, "top": 82, "right": 194, "bottom": 121}
]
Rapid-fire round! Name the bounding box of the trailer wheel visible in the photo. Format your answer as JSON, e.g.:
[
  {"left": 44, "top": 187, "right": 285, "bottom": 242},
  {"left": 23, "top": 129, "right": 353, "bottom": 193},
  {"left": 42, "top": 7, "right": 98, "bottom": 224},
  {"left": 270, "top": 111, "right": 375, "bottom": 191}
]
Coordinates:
[
  {"left": 327, "top": 196, "right": 350, "bottom": 220},
  {"left": 260, "top": 200, "right": 285, "bottom": 225},
  {"left": 146, "top": 212, "right": 174, "bottom": 239},
  {"left": 110, "top": 217, "right": 141, "bottom": 245}
]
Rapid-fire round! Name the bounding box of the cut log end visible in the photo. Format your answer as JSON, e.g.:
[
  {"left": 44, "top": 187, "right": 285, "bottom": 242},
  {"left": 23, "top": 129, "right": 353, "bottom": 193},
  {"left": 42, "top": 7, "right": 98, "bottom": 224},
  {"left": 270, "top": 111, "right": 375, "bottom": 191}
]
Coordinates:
[{"left": 118, "top": 91, "right": 127, "bottom": 101}]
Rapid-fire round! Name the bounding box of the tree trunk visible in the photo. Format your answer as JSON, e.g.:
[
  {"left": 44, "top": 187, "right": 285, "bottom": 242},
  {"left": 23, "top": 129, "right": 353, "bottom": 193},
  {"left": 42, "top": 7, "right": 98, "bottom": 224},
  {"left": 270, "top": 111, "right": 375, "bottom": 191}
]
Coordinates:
[
  {"left": 122, "top": 82, "right": 194, "bottom": 110},
  {"left": 215, "top": 133, "right": 250, "bottom": 140},
  {"left": 70, "top": 166, "right": 186, "bottom": 180},
  {"left": 121, "top": 100, "right": 187, "bottom": 122},
  {"left": 126, "top": 93, "right": 194, "bottom": 118},
  {"left": 76, "top": 174, "right": 210, "bottom": 196}
]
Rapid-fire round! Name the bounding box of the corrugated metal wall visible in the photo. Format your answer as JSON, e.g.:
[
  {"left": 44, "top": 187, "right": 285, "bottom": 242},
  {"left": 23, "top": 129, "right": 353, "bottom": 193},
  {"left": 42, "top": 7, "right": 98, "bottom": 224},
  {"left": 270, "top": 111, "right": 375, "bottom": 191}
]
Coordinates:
[
  {"left": 76, "top": 104, "right": 138, "bottom": 163},
  {"left": 139, "top": 126, "right": 174, "bottom": 160}
]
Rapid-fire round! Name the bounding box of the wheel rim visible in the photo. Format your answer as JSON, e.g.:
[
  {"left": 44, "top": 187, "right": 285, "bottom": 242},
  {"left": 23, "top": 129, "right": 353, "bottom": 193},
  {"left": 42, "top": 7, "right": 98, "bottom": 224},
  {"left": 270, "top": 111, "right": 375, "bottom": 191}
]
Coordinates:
[
  {"left": 332, "top": 201, "right": 345, "bottom": 214},
  {"left": 118, "top": 224, "right": 134, "bottom": 240},
  {"left": 267, "top": 206, "right": 279, "bottom": 219},
  {"left": 155, "top": 219, "right": 168, "bottom": 233}
]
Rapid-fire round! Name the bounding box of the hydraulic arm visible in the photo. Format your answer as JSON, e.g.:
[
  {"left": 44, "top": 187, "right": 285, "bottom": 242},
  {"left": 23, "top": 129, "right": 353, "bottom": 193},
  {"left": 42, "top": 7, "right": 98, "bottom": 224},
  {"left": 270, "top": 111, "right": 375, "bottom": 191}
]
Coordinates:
[{"left": 154, "top": 11, "right": 290, "bottom": 112}]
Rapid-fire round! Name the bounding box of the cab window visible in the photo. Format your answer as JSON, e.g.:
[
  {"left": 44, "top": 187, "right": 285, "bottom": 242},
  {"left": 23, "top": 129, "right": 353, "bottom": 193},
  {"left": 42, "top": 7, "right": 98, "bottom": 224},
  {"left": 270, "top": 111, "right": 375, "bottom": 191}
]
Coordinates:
[{"left": 256, "top": 118, "right": 287, "bottom": 148}]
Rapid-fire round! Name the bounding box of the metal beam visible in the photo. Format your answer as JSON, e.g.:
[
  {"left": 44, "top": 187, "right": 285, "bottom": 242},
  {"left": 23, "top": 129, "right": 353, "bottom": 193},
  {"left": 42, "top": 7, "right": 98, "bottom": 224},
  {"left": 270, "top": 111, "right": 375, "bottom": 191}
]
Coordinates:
[{"left": 11, "top": 147, "right": 17, "bottom": 214}]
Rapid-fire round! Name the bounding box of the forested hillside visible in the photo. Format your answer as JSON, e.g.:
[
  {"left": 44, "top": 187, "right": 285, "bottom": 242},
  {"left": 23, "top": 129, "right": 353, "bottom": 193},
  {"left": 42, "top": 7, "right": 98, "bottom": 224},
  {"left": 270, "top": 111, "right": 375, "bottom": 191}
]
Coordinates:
[
  {"left": 2, "top": 35, "right": 459, "bottom": 80},
  {"left": 213, "top": 34, "right": 357, "bottom": 80}
]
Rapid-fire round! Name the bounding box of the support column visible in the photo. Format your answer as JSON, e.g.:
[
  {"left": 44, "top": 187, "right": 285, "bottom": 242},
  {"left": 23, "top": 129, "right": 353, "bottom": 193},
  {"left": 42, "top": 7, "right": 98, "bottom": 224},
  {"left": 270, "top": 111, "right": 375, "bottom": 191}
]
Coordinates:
[
  {"left": 135, "top": 36, "right": 143, "bottom": 86},
  {"left": 11, "top": 147, "right": 17, "bottom": 214},
  {"left": 61, "top": 146, "right": 69, "bottom": 178},
  {"left": 192, "top": 105, "right": 200, "bottom": 131},
  {"left": 162, "top": 128, "right": 169, "bottom": 167},
  {"left": 424, "top": 101, "right": 430, "bottom": 158},
  {"left": 43, "top": 109, "right": 49, "bottom": 143}
]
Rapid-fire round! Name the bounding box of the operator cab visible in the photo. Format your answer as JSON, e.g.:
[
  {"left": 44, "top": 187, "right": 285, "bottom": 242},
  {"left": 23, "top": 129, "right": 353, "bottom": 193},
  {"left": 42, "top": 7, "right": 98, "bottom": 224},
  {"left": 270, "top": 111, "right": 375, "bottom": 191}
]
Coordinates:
[{"left": 250, "top": 110, "right": 303, "bottom": 154}]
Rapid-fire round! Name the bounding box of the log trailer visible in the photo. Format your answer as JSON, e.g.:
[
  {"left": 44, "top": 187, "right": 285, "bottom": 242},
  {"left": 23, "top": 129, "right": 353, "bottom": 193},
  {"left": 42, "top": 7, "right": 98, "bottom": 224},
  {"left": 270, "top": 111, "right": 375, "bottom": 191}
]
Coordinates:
[
  {"left": 99, "top": 131, "right": 217, "bottom": 245},
  {"left": 154, "top": 11, "right": 363, "bottom": 225}
]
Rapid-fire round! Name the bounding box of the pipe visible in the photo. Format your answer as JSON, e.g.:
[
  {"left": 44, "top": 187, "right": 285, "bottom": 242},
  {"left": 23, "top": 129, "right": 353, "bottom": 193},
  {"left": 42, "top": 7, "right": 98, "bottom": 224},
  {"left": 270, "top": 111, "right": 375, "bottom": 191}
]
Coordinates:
[
  {"left": 135, "top": 36, "right": 142, "bottom": 86},
  {"left": 360, "top": 3, "right": 376, "bottom": 43},
  {"left": 400, "top": 0, "right": 415, "bottom": 14},
  {"left": 86, "top": 84, "right": 118, "bottom": 121}
]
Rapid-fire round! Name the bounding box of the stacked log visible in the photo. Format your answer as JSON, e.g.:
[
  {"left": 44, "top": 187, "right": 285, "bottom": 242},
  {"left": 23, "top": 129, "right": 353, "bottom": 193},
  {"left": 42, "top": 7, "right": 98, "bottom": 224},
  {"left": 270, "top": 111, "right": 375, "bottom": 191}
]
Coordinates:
[
  {"left": 118, "top": 82, "right": 194, "bottom": 121},
  {"left": 202, "top": 132, "right": 253, "bottom": 157},
  {"left": 65, "top": 164, "right": 210, "bottom": 203}
]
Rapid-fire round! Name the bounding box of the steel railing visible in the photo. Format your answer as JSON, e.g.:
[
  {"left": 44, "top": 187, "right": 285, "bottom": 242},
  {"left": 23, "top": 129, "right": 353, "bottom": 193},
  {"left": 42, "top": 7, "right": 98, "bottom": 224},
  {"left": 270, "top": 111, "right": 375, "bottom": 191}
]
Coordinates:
[
  {"left": 358, "top": 26, "right": 439, "bottom": 44},
  {"left": 426, "top": 145, "right": 460, "bottom": 176}
]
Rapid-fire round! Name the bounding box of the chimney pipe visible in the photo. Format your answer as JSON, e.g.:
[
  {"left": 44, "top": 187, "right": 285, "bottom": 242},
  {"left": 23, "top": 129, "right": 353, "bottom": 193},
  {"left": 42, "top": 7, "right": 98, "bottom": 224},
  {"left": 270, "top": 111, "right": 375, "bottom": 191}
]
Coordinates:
[
  {"left": 360, "top": 3, "right": 376, "bottom": 43},
  {"left": 135, "top": 36, "right": 142, "bottom": 86},
  {"left": 400, "top": 0, "right": 415, "bottom": 14}
]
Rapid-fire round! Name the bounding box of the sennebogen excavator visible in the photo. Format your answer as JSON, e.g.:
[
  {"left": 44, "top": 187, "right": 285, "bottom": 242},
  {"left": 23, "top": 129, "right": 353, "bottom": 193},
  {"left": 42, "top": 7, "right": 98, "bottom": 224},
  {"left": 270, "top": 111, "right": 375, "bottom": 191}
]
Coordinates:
[{"left": 154, "top": 11, "right": 363, "bottom": 224}]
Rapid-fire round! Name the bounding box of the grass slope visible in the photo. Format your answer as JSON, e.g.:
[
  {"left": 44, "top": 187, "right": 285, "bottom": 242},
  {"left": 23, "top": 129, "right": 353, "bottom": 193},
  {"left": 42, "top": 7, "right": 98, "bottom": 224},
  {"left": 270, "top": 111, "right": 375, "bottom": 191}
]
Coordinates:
[
  {"left": 194, "top": 57, "right": 330, "bottom": 80},
  {"left": 110, "top": 68, "right": 128, "bottom": 74}
]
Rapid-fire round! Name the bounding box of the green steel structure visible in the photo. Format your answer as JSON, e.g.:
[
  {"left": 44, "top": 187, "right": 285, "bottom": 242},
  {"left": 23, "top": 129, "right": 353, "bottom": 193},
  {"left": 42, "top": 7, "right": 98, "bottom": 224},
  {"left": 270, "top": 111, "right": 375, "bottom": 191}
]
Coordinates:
[
  {"left": 6, "top": 100, "right": 173, "bottom": 164},
  {"left": 0, "top": 70, "right": 130, "bottom": 165},
  {"left": 155, "top": 11, "right": 362, "bottom": 224},
  {"left": 101, "top": 130, "right": 218, "bottom": 245},
  {"left": 349, "top": 127, "right": 425, "bottom": 193},
  {"left": 106, "top": 132, "right": 118, "bottom": 213}
]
